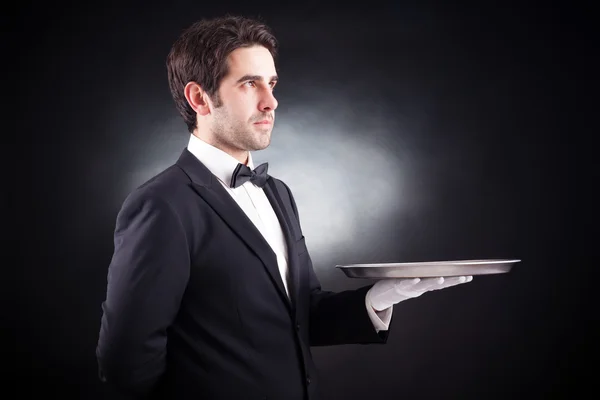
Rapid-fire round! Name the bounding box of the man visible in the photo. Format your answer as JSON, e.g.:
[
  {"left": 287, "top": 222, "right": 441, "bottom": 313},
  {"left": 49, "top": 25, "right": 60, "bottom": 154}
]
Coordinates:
[{"left": 96, "top": 15, "right": 473, "bottom": 400}]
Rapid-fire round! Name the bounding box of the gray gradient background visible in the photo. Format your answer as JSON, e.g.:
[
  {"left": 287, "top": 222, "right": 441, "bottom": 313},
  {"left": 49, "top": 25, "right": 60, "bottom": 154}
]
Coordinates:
[{"left": 8, "top": 1, "right": 595, "bottom": 399}]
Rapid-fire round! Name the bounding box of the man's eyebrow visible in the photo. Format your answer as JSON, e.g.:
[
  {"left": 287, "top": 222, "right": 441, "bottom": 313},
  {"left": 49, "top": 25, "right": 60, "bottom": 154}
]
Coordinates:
[{"left": 235, "top": 75, "right": 279, "bottom": 84}]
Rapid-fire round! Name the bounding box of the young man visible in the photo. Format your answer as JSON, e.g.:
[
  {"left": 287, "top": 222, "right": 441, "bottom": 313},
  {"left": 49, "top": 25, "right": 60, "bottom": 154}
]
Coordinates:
[{"left": 96, "top": 15, "right": 472, "bottom": 400}]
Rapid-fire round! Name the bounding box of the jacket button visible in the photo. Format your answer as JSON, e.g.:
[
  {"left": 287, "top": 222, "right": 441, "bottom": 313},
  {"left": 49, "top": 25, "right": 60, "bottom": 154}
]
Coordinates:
[
  {"left": 296, "top": 323, "right": 300, "bottom": 331},
  {"left": 306, "top": 376, "right": 311, "bottom": 385}
]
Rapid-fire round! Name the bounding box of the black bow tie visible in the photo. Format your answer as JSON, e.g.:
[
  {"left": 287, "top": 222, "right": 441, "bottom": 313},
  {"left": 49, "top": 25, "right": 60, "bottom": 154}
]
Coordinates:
[{"left": 230, "top": 162, "right": 269, "bottom": 188}]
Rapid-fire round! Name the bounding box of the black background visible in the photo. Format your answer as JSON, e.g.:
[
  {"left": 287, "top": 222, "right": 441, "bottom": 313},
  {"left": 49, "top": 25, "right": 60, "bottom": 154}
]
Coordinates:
[{"left": 8, "top": 1, "right": 596, "bottom": 399}]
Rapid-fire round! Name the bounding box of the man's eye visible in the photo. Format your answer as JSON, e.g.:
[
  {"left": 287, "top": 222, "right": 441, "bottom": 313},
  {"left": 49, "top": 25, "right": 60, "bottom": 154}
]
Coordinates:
[{"left": 245, "top": 81, "right": 256, "bottom": 87}]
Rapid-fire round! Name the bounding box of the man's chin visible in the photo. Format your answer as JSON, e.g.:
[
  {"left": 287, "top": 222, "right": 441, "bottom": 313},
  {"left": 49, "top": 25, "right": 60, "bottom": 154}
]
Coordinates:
[
  {"left": 250, "top": 132, "right": 271, "bottom": 151},
  {"left": 250, "top": 141, "right": 270, "bottom": 151}
]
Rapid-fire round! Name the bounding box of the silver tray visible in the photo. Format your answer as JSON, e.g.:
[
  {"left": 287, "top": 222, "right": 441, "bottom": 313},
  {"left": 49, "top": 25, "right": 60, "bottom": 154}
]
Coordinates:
[{"left": 336, "top": 259, "right": 521, "bottom": 279}]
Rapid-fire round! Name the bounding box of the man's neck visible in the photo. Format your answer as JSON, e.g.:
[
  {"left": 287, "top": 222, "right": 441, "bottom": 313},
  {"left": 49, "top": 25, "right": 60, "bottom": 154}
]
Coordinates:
[{"left": 192, "top": 132, "right": 249, "bottom": 165}]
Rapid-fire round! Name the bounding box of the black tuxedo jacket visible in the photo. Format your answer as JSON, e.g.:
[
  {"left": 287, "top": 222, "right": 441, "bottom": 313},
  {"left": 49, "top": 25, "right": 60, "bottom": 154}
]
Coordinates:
[{"left": 96, "top": 148, "right": 390, "bottom": 400}]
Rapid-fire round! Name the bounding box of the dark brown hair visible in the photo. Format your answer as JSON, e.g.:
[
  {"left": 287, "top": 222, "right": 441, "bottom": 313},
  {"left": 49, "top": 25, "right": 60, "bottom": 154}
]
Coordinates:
[{"left": 166, "top": 15, "right": 278, "bottom": 132}]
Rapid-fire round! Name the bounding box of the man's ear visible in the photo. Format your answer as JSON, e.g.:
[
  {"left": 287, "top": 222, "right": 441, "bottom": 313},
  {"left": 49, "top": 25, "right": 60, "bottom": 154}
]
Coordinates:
[{"left": 184, "top": 81, "right": 211, "bottom": 116}]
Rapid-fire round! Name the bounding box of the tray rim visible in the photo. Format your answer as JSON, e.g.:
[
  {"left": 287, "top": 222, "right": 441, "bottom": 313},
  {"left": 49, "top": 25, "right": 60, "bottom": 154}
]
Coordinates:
[{"left": 335, "top": 258, "right": 521, "bottom": 269}]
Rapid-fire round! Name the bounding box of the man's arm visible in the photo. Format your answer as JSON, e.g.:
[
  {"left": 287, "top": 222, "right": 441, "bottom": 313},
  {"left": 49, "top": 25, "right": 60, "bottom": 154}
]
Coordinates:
[
  {"left": 96, "top": 188, "right": 190, "bottom": 397},
  {"left": 305, "top": 258, "right": 389, "bottom": 345}
]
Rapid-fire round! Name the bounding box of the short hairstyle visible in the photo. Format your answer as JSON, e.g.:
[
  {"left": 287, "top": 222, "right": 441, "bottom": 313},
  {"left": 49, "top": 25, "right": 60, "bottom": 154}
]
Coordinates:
[{"left": 166, "top": 15, "right": 279, "bottom": 132}]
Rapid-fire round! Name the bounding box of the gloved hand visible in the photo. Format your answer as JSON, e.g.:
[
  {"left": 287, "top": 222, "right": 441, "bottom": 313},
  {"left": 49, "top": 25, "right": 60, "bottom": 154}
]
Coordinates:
[{"left": 367, "top": 276, "right": 473, "bottom": 311}]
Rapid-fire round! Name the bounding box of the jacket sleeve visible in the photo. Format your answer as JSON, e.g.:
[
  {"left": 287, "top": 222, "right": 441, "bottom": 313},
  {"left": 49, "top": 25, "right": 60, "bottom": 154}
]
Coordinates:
[
  {"left": 281, "top": 182, "right": 390, "bottom": 346},
  {"left": 96, "top": 187, "right": 190, "bottom": 397}
]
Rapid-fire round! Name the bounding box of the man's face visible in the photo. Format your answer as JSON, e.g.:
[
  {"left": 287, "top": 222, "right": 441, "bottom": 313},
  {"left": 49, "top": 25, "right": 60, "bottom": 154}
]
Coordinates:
[{"left": 208, "top": 45, "right": 278, "bottom": 156}]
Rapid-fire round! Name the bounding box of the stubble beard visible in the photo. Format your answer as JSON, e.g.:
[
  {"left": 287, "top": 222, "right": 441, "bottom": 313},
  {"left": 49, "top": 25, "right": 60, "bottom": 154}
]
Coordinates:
[{"left": 211, "top": 107, "right": 272, "bottom": 154}]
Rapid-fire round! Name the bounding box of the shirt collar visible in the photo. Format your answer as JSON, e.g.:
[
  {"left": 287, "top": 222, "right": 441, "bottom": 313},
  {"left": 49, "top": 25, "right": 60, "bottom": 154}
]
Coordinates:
[{"left": 186, "top": 133, "right": 255, "bottom": 186}]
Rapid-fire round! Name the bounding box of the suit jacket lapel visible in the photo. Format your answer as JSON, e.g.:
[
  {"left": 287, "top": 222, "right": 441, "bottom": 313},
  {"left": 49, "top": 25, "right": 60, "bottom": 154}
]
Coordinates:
[
  {"left": 175, "top": 149, "right": 292, "bottom": 313},
  {"left": 263, "top": 179, "right": 300, "bottom": 314}
]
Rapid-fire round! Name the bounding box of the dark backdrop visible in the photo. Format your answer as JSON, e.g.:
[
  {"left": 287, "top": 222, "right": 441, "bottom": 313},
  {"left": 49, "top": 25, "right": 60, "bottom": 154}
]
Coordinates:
[{"left": 8, "top": 1, "right": 596, "bottom": 399}]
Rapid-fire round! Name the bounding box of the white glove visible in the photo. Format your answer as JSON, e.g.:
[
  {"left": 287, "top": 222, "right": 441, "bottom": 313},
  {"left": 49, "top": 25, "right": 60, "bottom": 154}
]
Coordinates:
[{"left": 367, "top": 276, "right": 473, "bottom": 311}]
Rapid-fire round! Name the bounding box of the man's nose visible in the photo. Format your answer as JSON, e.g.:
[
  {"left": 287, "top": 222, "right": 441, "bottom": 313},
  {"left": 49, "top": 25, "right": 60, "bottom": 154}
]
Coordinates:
[{"left": 259, "top": 90, "right": 278, "bottom": 112}]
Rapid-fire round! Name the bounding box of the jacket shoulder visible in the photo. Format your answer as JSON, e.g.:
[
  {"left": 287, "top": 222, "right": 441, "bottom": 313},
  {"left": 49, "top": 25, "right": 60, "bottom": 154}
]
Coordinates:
[{"left": 119, "top": 164, "right": 191, "bottom": 210}]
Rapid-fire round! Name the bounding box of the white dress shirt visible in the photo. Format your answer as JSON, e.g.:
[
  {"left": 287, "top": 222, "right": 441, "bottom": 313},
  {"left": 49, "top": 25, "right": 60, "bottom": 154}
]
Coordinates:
[{"left": 187, "top": 134, "right": 391, "bottom": 332}]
